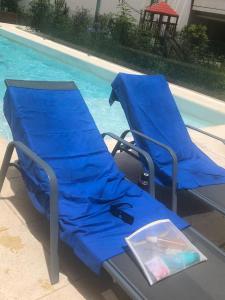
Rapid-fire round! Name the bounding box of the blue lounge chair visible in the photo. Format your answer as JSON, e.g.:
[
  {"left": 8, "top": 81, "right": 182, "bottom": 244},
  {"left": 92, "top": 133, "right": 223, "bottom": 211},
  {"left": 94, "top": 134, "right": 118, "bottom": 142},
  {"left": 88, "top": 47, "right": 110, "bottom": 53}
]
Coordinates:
[
  {"left": 1, "top": 80, "right": 225, "bottom": 300},
  {"left": 110, "top": 73, "right": 225, "bottom": 214}
]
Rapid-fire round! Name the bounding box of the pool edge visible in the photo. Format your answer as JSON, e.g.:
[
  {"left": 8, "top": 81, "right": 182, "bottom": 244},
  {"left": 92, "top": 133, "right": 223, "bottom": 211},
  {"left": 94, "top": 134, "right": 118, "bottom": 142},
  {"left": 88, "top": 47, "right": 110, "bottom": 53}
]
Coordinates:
[{"left": 0, "top": 22, "right": 225, "bottom": 115}]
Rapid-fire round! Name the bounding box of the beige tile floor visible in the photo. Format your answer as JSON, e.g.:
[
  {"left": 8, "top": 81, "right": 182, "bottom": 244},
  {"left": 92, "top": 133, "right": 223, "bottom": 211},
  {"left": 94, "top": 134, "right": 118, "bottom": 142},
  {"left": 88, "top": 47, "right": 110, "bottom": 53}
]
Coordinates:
[
  {"left": 0, "top": 138, "right": 129, "bottom": 300},
  {"left": 0, "top": 125, "right": 225, "bottom": 299}
]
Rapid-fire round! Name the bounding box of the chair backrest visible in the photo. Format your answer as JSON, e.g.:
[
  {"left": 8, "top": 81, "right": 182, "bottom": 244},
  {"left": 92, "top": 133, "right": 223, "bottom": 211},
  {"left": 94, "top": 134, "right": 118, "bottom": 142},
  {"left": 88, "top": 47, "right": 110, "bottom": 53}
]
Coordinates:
[
  {"left": 110, "top": 73, "right": 195, "bottom": 165},
  {"left": 4, "top": 80, "right": 127, "bottom": 208}
]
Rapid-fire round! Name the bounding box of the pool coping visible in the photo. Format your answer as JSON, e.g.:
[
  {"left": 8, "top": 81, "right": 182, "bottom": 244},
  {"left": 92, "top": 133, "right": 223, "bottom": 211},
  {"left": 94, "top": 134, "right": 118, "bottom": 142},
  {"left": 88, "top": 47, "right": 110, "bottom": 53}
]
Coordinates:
[{"left": 1, "top": 22, "right": 225, "bottom": 115}]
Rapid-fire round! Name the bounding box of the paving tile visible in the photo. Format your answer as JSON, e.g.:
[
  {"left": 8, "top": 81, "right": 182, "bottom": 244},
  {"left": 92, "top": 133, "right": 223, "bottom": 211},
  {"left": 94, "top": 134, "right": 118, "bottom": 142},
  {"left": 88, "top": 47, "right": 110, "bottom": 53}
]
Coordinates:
[
  {"left": 56, "top": 246, "right": 113, "bottom": 299},
  {"left": 105, "top": 139, "right": 117, "bottom": 153},
  {"left": 101, "top": 289, "right": 119, "bottom": 300},
  {"left": 22, "top": 218, "right": 95, "bottom": 283},
  {"left": 22, "top": 225, "right": 127, "bottom": 299},
  {"left": 0, "top": 225, "right": 68, "bottom": 300},
  {"left": 59, "top": 244, "right": 92, "bottom": 280},
  {"left": 5, "top": 197, "right": 42, "bottom": 227},
  {"left": 105, "top": 137, "right": 133, "bottom": 152},
  {"left": 0, "top": 138, "right": 18, "bottom": 170},
  {"left": 204, "top": 125, "right": 225, "bottom": 139},
  {"left": 1, "top": 175, "right": 43, "bottom": 225},
  {"left": 73, "top": 276, "right": 110, "bottom": 300},
  {"left": 37, "top": 285, "right": 85, "bottom": 300},
  {"left": 0, "top": 200, "right": 23, "bottom": 228},
  {"left": 189, "top": 127, "right": 225, "bottom": 168},
  {"left": 72, "top": 273, "right": 129, "bottom": 300},
  {"left": 1, "top": 173, "right": 26, "bottom": 199},
  {"left": 7, "top": 198, "right": 42, "bottom": 227}
]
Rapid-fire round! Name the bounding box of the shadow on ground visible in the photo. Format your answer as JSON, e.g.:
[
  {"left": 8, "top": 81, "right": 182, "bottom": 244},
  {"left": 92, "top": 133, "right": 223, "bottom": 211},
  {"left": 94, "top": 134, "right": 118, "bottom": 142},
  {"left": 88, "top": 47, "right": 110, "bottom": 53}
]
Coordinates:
[{"left": 1, "top": 167, "right": 129, "bottom": 300}]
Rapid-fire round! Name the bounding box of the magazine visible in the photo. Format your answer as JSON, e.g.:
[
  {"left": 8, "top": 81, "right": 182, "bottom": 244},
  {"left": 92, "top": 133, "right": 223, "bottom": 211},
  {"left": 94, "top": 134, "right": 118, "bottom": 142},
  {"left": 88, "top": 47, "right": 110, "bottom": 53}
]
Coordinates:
[{"left": 126, "top": 219, "right": 207, "bottom": 285}]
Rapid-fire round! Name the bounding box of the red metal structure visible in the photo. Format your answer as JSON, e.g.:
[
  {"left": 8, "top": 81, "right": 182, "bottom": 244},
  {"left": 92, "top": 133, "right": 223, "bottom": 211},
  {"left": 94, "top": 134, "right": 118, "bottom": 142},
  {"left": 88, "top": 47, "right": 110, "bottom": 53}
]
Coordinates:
[{"left": 141, "top": 1, "right": 179, "bottom": 38}]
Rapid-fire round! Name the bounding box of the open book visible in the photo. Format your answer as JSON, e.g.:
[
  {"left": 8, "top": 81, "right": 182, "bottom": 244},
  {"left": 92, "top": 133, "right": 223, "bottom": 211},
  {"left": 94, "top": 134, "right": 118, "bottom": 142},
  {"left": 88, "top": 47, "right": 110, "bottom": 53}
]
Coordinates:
[{"left": 126, "top": 219, "right": 207, "bottom": 285}]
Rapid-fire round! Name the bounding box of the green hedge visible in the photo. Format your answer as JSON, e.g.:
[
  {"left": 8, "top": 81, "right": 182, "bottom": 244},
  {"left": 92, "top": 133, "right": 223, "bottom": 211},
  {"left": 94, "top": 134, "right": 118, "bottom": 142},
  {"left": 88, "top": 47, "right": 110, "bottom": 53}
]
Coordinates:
[
  {"left": 23, "top": 0, "right": 225, "bottom": 99},
  {"left": 91, "top": 42, "right": 225, "bottom": 98}
]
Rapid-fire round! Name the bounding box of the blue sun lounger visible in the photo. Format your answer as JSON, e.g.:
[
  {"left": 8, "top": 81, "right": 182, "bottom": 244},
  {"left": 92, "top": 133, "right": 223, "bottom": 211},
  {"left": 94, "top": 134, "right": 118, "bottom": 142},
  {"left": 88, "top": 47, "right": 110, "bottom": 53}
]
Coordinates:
[
  {"left": 110, "top": 73, "right": 225, "bottom": 214},
  {"left": 1, "top": 80, "right": 225, "bottom": 300}
]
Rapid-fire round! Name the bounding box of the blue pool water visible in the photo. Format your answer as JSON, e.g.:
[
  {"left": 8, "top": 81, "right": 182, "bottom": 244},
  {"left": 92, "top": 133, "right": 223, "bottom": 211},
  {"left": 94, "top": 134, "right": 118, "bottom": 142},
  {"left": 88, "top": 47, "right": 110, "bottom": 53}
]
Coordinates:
[
  {"left": 0, "top": 34, "right": 129, "bottom": 139},
  {"left": 0, "top": 33, "right": 217, "bottom": 139}
]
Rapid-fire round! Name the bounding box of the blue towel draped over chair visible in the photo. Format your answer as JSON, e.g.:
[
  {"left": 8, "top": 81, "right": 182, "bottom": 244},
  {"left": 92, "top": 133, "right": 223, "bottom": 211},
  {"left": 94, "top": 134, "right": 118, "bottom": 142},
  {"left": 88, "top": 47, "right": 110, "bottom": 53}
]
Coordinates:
[
  {"left": 110, "top": 73, "right": 225, "bottom": 189},
  {"left": 4, "top": 80, "right": 187, "bottom": 274}
]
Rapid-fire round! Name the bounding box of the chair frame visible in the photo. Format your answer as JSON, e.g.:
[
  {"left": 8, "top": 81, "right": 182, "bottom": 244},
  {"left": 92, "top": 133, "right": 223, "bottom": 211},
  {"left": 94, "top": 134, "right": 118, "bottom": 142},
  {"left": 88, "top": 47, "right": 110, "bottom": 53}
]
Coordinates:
[
  {"left": 113, "top": 125, "right": 225, "bottom": 213},
  {"left": 0, "top": 134, "right": 156, "bottom": 284}
]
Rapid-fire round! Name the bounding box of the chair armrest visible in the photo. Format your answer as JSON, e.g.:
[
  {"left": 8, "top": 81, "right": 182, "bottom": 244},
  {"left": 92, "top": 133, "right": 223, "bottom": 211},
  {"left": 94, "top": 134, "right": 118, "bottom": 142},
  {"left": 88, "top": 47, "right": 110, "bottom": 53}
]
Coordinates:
[
  {"left": 118, "top": 130, "right": 178, "bottom": 212},
  {"left": 102, "top": 132, "right": 155, "bottom": 197},
  {"left": 186, "top": 124, "right": 225, "bottom": 145}
]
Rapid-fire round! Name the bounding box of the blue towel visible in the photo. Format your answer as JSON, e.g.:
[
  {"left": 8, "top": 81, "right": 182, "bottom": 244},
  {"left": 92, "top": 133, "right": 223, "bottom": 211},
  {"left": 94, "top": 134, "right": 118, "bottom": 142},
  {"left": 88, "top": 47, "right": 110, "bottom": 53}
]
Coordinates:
[
  {"left": 4, "top": 81, "right": 188, "bottom": 274},
  {"left": 110, "top": 73, "right": 225, "bottom": 189}
]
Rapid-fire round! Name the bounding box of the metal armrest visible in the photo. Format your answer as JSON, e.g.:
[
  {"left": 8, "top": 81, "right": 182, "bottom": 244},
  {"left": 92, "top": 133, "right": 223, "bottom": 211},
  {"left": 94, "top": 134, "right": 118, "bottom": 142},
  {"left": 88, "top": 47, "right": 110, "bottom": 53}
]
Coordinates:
[
  {"left": 102, "top": 132, "right": 155, "bottom": 197},
  {"left": 117, "top": 130, "right": 178, "bottom": 212},
  {"left": 186, "top": 124, "right": 225, "bottom": 145},
  {"left": 0, "top": 141, "right": 59, "bottom": 284}
]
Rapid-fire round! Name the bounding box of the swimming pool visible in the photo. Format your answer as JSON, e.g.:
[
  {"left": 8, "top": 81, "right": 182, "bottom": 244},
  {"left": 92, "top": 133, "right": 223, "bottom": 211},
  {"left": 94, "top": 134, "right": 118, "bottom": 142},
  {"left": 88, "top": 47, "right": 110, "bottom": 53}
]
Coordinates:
[
  {"left": 0, "top": 30, "right": 224, "bottom": 140},
  {"left": 0, "top": 34, "right": 129, "bottom": 139}
]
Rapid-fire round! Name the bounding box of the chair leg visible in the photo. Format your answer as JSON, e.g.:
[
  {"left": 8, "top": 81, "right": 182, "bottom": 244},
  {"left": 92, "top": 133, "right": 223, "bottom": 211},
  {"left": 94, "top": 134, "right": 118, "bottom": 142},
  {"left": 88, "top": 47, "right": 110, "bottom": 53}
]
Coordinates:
[
  {"left": 49, "top": 179, "right": 59, "bottom": 284},
  {"left": 49, "top": 215, "right": 59, "bottom": 284},
  {"left": 49, "top": 230, "right": 59, "bottom": 284},
  {"left": 0, "top": 142, "right": 14, "bottom": 193}
]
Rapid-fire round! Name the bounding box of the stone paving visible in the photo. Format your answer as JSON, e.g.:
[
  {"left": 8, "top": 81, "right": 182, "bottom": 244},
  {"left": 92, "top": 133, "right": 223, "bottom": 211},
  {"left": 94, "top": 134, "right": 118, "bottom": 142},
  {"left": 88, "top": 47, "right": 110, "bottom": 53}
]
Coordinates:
[
  {"left": 0, "top": 125, "right": 225, "bottom": 299},
  {"left": 0, "top": 138, "right": 128, "bottom": 300}
]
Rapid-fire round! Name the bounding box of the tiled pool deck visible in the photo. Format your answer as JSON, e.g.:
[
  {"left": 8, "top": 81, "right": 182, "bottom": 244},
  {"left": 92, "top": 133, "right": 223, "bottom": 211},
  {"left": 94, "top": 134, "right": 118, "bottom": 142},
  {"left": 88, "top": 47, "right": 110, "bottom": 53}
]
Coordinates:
[
  {"left": 1, "top": 22, "right": 225, "bottom": 300},
  {"left": 1, "top": 126, "right": 225, "bottom": 299},
  {"left": 0, "top": 137, "right": 129, "bottom": 300}
]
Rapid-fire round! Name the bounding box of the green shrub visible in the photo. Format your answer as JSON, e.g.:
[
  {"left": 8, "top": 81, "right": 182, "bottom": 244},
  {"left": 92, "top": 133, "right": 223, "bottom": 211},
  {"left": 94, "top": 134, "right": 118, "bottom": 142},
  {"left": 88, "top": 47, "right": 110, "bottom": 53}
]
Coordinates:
[
  {"left": 0, "top": 0, "right": 20, "bottom": 12},
  {"left": 93, "top": 42, "right": 225, "bottom": 97},
  {"left": 29, "top": 0, "right": 71, "bottom": 37},
  {"left": 26, "top": 1, "right": 225, "bottom": 99},
  {"left": 50, "top": 0, "right": 71, "bottom": 37},
  {"left": 96, "top": 13, "right": 114, "bottom": 37},
  {"left": 71, "top": 8, "right": 93, "bottom": 42},
  {"left": 29, "top": 0, "right": 52, "bottom": 31},
  {"left": 180, "top": 24, "right": 209, "bottom": 62},
  {"left": 72, "top": 8, "right": 92, "bottom": 34},
  {"left": 110, "top": 1, "right": 136, "bottom": 47},
  {"left": 132, "top": 28, "right": 154, "bottom": 52}
]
